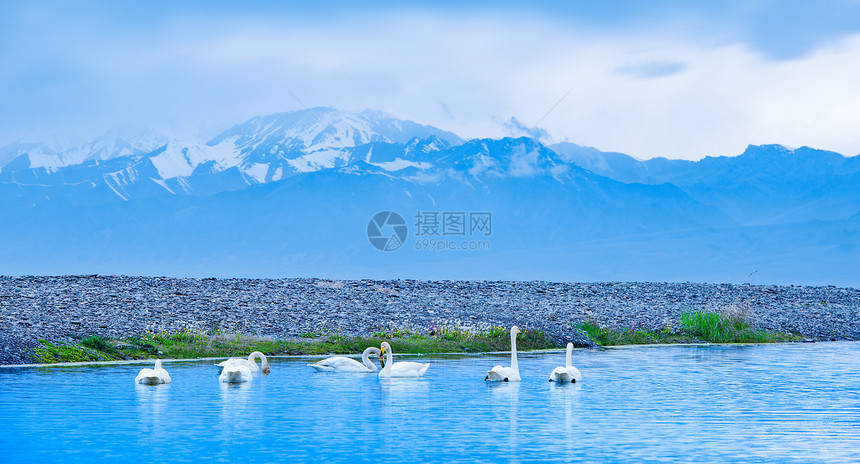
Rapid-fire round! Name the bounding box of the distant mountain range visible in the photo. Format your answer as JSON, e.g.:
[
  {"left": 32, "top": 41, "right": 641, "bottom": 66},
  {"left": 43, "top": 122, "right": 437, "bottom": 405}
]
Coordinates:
[
  {"left": 1, "top": 108, "right": 857, "bottom": 286},
  {"left": 551, "top": 142, "right": 860, "bottom": 225},
  {"left": 0, "top": 108, "right": 462, "bottom": 202}
]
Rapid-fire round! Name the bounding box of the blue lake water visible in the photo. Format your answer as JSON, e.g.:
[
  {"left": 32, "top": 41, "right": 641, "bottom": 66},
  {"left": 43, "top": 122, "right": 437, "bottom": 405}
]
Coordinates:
[{"left": 2, "top": 342, "right": 859, "bottom": 463}]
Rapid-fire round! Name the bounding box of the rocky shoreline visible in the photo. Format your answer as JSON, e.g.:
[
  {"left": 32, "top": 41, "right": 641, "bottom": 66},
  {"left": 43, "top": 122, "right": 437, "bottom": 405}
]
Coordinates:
[{"left": 1, "top": 275, "right": 859, "bottom": 365}]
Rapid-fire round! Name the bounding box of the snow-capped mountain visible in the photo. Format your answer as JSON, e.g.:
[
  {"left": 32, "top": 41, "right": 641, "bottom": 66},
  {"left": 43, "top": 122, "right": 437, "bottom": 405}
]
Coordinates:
[
  {"left": 0, "top": 107, "right": 858, "bottom": 285},
  {"left": 144, "top": 107, "right": 464, "bottom": 184},
  {"left": 0, "top": 142, "right": 60, "bottom": 171},
  {"left": 0, "top": 108, "right": 465, "bottom": 200},
  {"left": 204, "top": 107, "right": 461, "bottom": 177},
  {"left": 0, "top": 129, "right": 169, "bottom": 173},
  {"left": 2, "top": 109, "right": 858, "bottom": 227}
]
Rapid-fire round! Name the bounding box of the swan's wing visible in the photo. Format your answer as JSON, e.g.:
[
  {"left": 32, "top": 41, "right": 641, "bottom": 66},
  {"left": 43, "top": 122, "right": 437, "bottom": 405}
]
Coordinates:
[
  {"left": 220, "top": 364, "right": 253, "bottom": 383},
  {"left": 487, "top": 366, "right": 520, "bottom": 382},
  {"left": 156, "top": 368, "right": 172, "bottom": 384},
  {"left": 217, "top": 358, "right": 243, "bottom": 367},
  {"left": 567, "top": 366, "right": 582, "bottom": 382},
  {"left": 218, "top": 358, "right": 260, "bottom": 372},
  {"left": 388, "top": 362, "right": 429, "bottom": 377},
  {"left": 311, "top": 356, "right": 367, "bottom": 372},
  {"left": 315, "top": 356, "right": 347, "bottom": 366},
  {"left": 307, "top": 363, "right": 335, "bottom": 372},
  {"left": 486, "top": 372, "right": 504, "bottom": 381},
  {"left": 136, "top": 367, "right": 170, "bottom": 385},
  {"left": 486, "top": 365, "right": 509, "bottom": 381},
  {"left": 135, "top": 368, "right": 155, "bottom": 384},
  {"left": 504, "top": 367, "right": 521, "bottom": 381},
  {"left": 394, "top": 361, "right": 426, "bottom": 369},
  {"left": 549, "top": 366, "right": 570, "bottom": 382},
  {"left": 220, "top": 363, "right": 246, "bottom": 373}
]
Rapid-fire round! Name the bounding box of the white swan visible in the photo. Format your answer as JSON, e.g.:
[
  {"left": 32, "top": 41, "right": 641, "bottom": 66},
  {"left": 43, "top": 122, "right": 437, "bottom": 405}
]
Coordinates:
[
  {"left": 486, "top": 326, "right": 521, "bottom": 382},
  {"left": 135, "top": 359, "right": 171, "bottom": 385},
  {"left": 549, "top": 342, "right": 582, "bottom": 383},
  {"left": 216, "top": 351, "right": 270, "bottom": 374},
  {"left": 308, "top": 347, "right": 383, "bottom": 372},
  {"left": 378, "top": 342, "right": 429, "bottom": 378},
  {"left": 219, "top": 363, "right": 253, "bottom": 383}
]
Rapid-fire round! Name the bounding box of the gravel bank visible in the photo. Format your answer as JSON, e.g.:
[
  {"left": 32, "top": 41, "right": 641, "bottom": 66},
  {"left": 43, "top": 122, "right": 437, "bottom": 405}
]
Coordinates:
[{"left": 2, "top": 276, "right": 859, "bottom": 365}]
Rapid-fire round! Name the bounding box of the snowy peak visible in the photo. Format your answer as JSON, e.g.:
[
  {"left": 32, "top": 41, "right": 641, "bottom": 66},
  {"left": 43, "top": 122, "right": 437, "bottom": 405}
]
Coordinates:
[
  {"left": 65, "top": 128, "right": 170, "bottom": 165},
  {"left": 736, "top": 144, "right": 854, "bottom": 171},
  {"left": 0, "top": 143, "right": 60, "bottom": 172},
  {"left": 0, "top": 130, "right": 170, "bottom": 174},
  {"left": 741, "top": 143, "right": 795, "bottom": 158},
  {"left": 207, "top": 107, "right": 462, "bottom": 154},
  {"left": 0, "top": 108, "right": 469, "bottom": 201},
  {"left": 442, "top": 137, "right": 576, "bottom": 179},
  {"left": 346, "top": 135, "right": 457, "bottom": 173},
  {"left": 202, "top": 107, "right": 464, "bottom": 176}
]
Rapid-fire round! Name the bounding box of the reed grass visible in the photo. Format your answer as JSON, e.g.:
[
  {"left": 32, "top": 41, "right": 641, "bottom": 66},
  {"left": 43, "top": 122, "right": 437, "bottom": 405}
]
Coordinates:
[
  {"left": 679, "top": 308, "right": 797, "bottom": 343},
  {"left": 580, "top": 305, "right": 801, "bottom": 346}
]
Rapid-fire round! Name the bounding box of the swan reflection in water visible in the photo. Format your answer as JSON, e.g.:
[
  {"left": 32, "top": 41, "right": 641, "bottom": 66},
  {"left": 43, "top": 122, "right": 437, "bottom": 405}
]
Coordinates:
[
  {"left": 378, "top": 377, "right": 431, "bottom": 408},
  {"left": 549, "top": 379, "right": 582, "bottom": 456},
  {"left": 135, "top": 382, "right": 170, "bottom": 413},
  {"left": 488, "top": 381, "right": 520, "bottom": 458},
  {"left": 135, "top": 381, "right": 170, "bottom": 444},
  {"left": 219, "top": 380, "right": 253, "bottom": 433}
]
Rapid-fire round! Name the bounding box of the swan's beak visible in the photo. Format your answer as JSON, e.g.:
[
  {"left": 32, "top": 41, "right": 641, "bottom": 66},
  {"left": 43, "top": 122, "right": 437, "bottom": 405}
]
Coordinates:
[{"left": 262, "top": 366, "right": 271, "bottom": 374}]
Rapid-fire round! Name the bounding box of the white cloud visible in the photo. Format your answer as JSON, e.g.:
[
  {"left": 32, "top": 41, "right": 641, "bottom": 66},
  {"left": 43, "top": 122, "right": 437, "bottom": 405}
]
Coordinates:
[
  {"left": 509, "top": 146, "right": 541, "bottom": 177},
  {"left": 3, "top": 10, "right": 860, "bottom": 160}
]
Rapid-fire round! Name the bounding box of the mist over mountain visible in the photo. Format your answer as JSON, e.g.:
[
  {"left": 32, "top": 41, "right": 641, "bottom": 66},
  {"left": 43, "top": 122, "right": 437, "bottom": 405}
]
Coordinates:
[{"left": 1, "top": 108, "right": 857, "bottom": 286}]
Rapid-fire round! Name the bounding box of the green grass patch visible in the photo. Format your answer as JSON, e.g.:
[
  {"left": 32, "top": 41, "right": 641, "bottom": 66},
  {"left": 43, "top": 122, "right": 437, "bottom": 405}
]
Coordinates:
[
  {"left": 34, "top": 338, "right": 124, "bottom": 363},
  {"left": 579, "top": 321, "right": 695, "bottom": 346},
  {"left": 680, "top": 310, "right": 799, "bottom": 343},
  {"left": 580, "top": 308, "right": 802, "bottom": 346},
  {"left": 32, "top": 326, "right": 557, "bottom": 363}
]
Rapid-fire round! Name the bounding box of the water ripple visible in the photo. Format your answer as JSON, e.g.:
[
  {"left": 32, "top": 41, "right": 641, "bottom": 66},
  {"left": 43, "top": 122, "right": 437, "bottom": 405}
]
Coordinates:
[{"left": 1, "top": 343, "right": 859, "bottom": 462}]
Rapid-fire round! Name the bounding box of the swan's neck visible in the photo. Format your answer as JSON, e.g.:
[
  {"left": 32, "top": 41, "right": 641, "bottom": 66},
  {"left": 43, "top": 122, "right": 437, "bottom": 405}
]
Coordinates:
[
  {"left": 361, "top": 348, "right": 378, "bottom": 371},
  {"left": 383, "top": 345, "right": 393, "bottom": 372},
  {"left": 249, "top": 352, "right": 270, "bottom": 371},
  {"left": 154, "top": 359, "right": 162, "bottom": 370},
  {"left": 510, "top": 331, "right": 518, "bottom": 371},
  {"left": 565, "top": 344, "right": 572, "bottom": 368}
]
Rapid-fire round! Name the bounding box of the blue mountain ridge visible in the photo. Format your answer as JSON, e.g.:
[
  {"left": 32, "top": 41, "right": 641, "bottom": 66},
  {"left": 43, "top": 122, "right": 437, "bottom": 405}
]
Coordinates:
[
  {"left": 551, "top": 142, "right": 860, "bottom": 225},
  {"left": 0, "top": 109, "right": 857, "bottom": 286}
]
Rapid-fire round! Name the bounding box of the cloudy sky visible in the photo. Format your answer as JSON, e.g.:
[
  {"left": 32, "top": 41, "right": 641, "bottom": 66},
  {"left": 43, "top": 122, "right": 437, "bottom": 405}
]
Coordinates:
[{"left": 2, "top": 0, "right": 860, "bottom": 160}]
